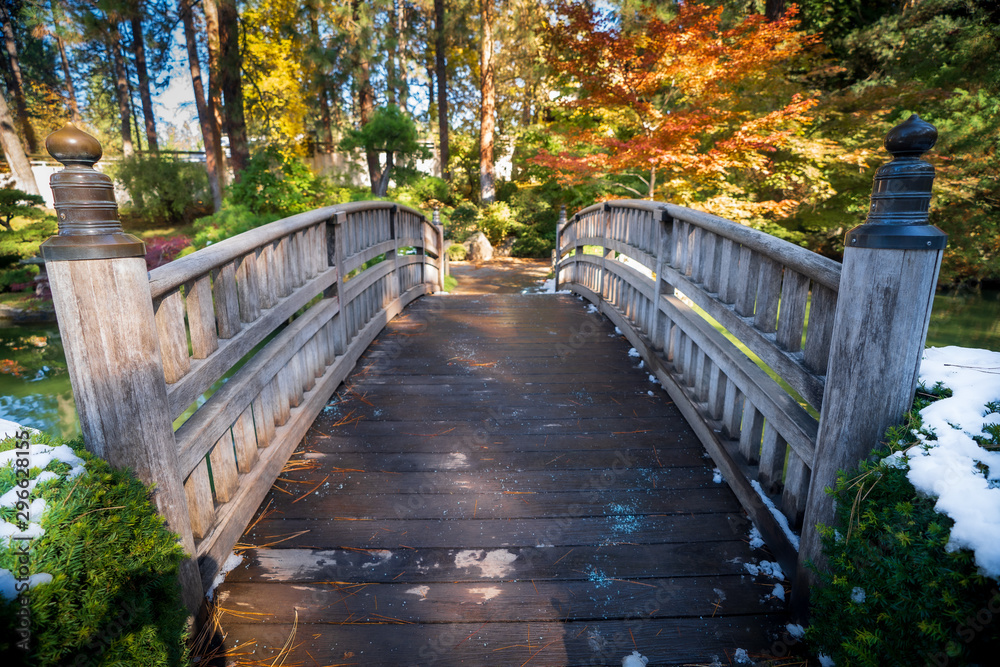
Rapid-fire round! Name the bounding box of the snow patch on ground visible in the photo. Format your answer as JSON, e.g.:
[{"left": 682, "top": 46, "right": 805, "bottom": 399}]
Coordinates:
[
  {"left": 900, "top": 346, "right": 1000, "bottom": 578},
  {"left": 454, "top": 549, "right": 518, "bottom": 578},
  {"left": 748, "top": 524, "right": 765, "bottom": 549},
  {"left": 743, "top": 560, "right": 784, "bottom": 580},
  {"left": 468, "top": 586, "right": 501, "bottom": 602},
  {"left": 406, "top": 585, "right": 429, "bottom": 598},
  {"left": 628, "top": 347, "right": 640, "bottom": 358},
  {"left": 733, "top": 648, "right": 752, "bottom": 664},
  {"left": 819, "top": 654, "right": 836, "bottom": 667},
  {"left": 850, "top": 586, "right": 866, "bottom": 604},
  {"left": 586, "top": 304, "right": 599, "bottom": 314},
  {"left": 523, "top": 278, "right": 571, "bottom": 295},
  {"left": 786, "top": 623, "right": 805, "bottom": 639},
  {"left": 712, "top": 468, "right": 724, "bottom": 484},
  {"left": 622, "top": 650, "right": 649, "bottom": 666}
]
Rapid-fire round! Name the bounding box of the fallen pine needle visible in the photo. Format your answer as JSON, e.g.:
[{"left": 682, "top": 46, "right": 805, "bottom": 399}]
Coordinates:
[
  {"left": 291, "top": 475, "right": 330, "bottom": 504},
  {"left": 553, "top": 548, "right": 574, "bottom": 565},
  {"left": 519, "top": 640, "right": 559, "bottom": 666}
]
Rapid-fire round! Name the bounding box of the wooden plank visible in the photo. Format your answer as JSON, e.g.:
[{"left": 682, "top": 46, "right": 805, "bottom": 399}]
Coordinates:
[
  {"left": 758, "top": 422, "right": 787, "bottom": 494},
  {"left": 252, "top": 389, "right": 275, "bottom": 448},
  {"left": 781, "top": 449, "right": 810, "bottom": 529},
  {"left": 717, "top": 237, "right": 738, "bottom": 303},
  {"left": 803, "top": 283, "right": 837, "bottom": 375},
  {"left": 186, "top": 274, "right": 218, "bottom": 359},
  {"left": 754, "top": 256, "right": 783, "bottom": 333},
  {"left": 776, "top": 269, "right": 809, "bottom": 353},
  {"left": 256, "top": 243, "right": 275, "bottom": 310},
  {"left": 153, "top": 289, "right": 190, "bottom": 384},
  {"left": 211, "top": 260, "right": 242, "bottom": 339},
  {"left": 232, "top": 406, "right": 259, "bottom": 473},
  {"left": 208, "top": 430, "right": 238, "bottom": 503},
  {"left": 183, "top": 459, "right": 214, "bottom": 540},
  {"left": 739, "top": 402, "right": 764, "bottom": 464},
  {"left": 734, "top": 246, "right": 760, "bottom": 317},
  {"left": 235, "top": 251, "right": 261, "bottom": 323}
]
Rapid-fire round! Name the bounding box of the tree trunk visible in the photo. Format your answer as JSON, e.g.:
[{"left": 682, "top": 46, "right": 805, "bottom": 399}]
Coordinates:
[
  {"left": 648, "top": 164, "right": 656, "bottom": 199},
  {"left": 0, "top": 88, "right": 38, "bottom": 195},
  {"left": 375, "top": 151, "right": 394, "bottom": 197},
  {"left": 0, "top": 3, "right": 38, "bottom": 154},
  {"left": 130, "top": 12, "right": 158, "bottom": 152},
  {"left": 180, "top": 0, "right": 223, "bottom": 211},
  {"left": 434, "top": 0, "right": 449, "bottom": 180},
  {"left": 765, "top": 0, "right": 787, "bottom": 21},
  {"left": 397, "top": 2, "right": 409, "bottom": 112},
  {"left": 56, "top": 36, "right": 81, "bottom": 124},
  {"left": 478, "top": 0, "right": 495, "bottom": 204},
  {"left": 217, "top": 0, "right": 249, "bottom": 181},
  {"left": 386, "top": 0, "right": 398, "bottom": 106},
  {"left": 109, "top": 21, "right": 134, "bottom": 158},
  {"left": 351, "top": 0, "right": 380, "bottom": 192},
  {"left": 203, "top": 0, "right": 229, "bottom": 187}
]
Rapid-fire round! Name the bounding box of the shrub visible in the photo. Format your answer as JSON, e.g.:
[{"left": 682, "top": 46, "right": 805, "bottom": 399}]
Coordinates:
[
  {"left": 110, "top": 154, "right": 210, "bottom": 225},
  {"left": 446, "top": 202, "right": 480, "bottom": 243},
  {"left": 228, "top": 146, "right": 321, "bottom": 216},
  {"left": 189, "top": 205, "right": 281, "bottom": 250},
  {"left": 0, "top": 432, "right": 189, "bottom": 666},
  {"left": 391, "top": 175, "right": 450, "bottom": 210},
  {"left": 0, "top": 217, "right": 57, "bottom": 293},
  {"left": 479, "top": 202, "right": 514, "bottom": 248},
  {"left": 447, "top": 243, "right": 467, "bottom": 261},
  {"left": 807, "top": 393, "right": 1000, "bottom": 665}
]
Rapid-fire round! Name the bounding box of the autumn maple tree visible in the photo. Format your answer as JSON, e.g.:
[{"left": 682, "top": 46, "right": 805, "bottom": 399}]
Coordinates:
[{"left": 535, "top": 1, "right": 821, "bottom": 222}]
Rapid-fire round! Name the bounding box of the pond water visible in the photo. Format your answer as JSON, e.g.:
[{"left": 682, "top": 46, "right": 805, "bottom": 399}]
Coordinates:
[{"left": 2, "top": 289, "right": 999, "bottom": 439}]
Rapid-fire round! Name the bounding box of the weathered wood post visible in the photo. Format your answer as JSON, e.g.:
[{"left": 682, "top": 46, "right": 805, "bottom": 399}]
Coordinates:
[
  {"left": 553, "top": 204, "right": 567, "bottom": 290},
  {"left": 794, "top": 115, "right": 947, "bottom": 613},
  {"left": 433, "top": 207, "right": 446, "bottom": 291},
  {"left": 40, "top": 126, "right": 203, "bottom": 614}
]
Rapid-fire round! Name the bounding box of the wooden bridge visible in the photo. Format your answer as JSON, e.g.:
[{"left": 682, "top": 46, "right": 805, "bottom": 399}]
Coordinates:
[{"left": 39, "top": 117, "right": 946, "bottom": 665}]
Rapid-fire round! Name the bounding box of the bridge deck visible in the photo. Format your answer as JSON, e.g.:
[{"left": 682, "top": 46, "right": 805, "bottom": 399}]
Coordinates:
[{"left": 212, "top": 293, "right": 788, "bottom": 665}]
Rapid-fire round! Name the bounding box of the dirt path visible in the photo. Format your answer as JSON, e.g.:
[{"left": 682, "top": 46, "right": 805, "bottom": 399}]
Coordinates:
[{"left": 447, "top": 257, "right": 551, "bottom": 294}]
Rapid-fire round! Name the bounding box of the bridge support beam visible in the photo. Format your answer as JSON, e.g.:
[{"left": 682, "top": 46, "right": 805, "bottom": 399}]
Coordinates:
[{"left": 794, "top": 115, "right": 947, "bottom": 616}]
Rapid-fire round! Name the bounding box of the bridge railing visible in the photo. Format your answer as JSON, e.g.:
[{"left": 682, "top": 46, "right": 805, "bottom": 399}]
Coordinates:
[
  {"left": 39, "top": 126, "right": 445, "bottom": 613},
  {"left": 556, "top": 115, "right": 946, "bottom": 605}
]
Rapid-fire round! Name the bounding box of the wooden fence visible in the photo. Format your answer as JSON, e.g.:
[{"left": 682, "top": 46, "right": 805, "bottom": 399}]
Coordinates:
[
  {"left": 555, "top": 115, "right": 946, "bottom": 606},
  {"left": 40, "top": 126, "right": 445, "bottom": 612}
]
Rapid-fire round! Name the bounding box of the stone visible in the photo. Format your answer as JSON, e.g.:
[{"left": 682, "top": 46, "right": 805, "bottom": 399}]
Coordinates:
[{"left": 465, "top": 231, "right": 493, "bottom": 262}]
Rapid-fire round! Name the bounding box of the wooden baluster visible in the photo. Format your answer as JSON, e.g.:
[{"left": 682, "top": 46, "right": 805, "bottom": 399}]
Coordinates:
[
  {"left": 253, "top": 385, "right": 276, "bottom": 447},
  {"left": 184, "top": 460, "right": 215, "bottom": 540},
  {"left": 649, "top": 212, "right": 669, "bottom": 351},
  {"left": 776, "top": 270, "right": 810, "bottom": 353},
  {"left": 271, "top": 374, "right": 290, "bottom": 426},
  {"left": 274, "top": 237, "right": 289, "bottom": 298},
  {"left": 302, "top": 339, "right": 317, "bottom": 391},
  {"left": 717, "top": 238, "right": 739, "bottom": 304},
  {"left": 212, "top": 260, "right": 242, "bottom": 338},
  {"left": 781, "top": 451, "right": 810, "bottom": 529},
  {"left": 758, "top": 423, "right": 787, "bottom": 493},
  {"left": 256, "top": 244, "right": 275, "bottom": 310},
  {"left": 733, "top": 247, "right": 760, "bottom": 318},
  {"left": 721, "top": 380, "right": 744, "bottom": 439},
  {"left": 689, "top": 226, "right": 703, "bottom": 283},
  {"left": 754, "top": 257, "right": 783, "bottom": 334},
  {"left": 706, "top": 364, "right": 727, "bottom": 420},
  {"left": 694, "top": 350, "right": 710, "bottom": 403},
  {"left": 739, "top": 403, "right": 764, "bottom": 464},
  {"left": 187, "top": 274, "right": 218, "bottom": 358},
  {"left": 236, "top": 251, "right": 261, "bottom": 323},
  {"left": 232, "top": 406, "right": 258, "bottom": 472},
  {"left": 208, "top": 430, "right": 238, "bottom": 502},
  {"left": 154, "top": 290, "right": 190, "bottom": 383},
  {"left": 700, "top": 232, "right": 717, "bottom": 291},
  {"left": 803, "top": 284, "right": 837, "bottom": 375}
]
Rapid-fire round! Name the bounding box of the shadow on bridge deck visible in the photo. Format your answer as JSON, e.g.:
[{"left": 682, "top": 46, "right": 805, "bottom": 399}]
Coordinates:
[{"left": 208, "top": 291, "right": 790, "bottom": 666}]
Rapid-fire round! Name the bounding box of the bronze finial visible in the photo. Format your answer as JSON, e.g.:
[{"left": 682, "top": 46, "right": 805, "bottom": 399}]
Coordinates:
[
  {"left": 846, "top": 114, "right": 947, "bottom": 250},
  {"left": 39, "top": 125, "right": 145, "bottom": 262}
]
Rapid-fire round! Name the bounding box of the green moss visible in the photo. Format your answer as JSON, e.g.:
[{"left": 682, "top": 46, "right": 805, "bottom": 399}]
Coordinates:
[{"left": 0, "top": 433, "right": 189, "bottom": 666}]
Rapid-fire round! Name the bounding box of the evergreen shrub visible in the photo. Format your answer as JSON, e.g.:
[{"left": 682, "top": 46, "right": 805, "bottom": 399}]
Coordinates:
[
  {"left": 110, "top": 154, "right": 210, "bottom": 225},
  {"left": 189, "top": 205, "right": 281, "bottom": 251},
  {"left": 229, "top": 147, "right": 321, "bottom": 216},
  {"left": 0, "top": 432, "right": 190, "bottom": 666},
  {"left": 447, "top": 243, "right": 467, "bottom": 261},
  {"left": 807, "top": 388, "right": 1000, "bottom": 666}
]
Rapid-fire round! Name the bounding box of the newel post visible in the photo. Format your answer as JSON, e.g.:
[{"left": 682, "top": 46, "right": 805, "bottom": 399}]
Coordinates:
[
  {"left": 40, "top": 126, "right": 203, "bottom": 614},
  {"left": 433, "top": 207, "right": 447, "bottom": 291},
  {"left": 554, "top": 205, "right": 567, "bottom": 290},
  {"left": 793, "top": 115, "right": 947, "bottom": 613}
]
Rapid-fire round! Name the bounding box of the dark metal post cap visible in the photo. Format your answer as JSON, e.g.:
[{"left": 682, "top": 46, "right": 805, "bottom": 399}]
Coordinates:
[
  {"left": 846, "top": 114, "right": 947, "bottom": 251},
  {"left": 39, "top": 125, "right": 145, "bottom": 262}
]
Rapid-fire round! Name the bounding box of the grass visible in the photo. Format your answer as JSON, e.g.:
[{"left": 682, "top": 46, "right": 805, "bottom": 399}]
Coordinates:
[{"left": 444, "top": 274, "right": 458, "bottom": 292}]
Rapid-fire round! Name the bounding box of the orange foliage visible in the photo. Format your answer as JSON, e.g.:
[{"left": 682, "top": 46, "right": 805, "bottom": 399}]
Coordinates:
[{"left": 535, "top": 1, "right": 819, "bottom": 209}]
